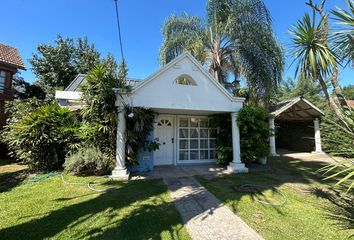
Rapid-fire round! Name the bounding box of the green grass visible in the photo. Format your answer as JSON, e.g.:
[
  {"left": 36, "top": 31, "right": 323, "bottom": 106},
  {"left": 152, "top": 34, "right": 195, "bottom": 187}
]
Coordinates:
[
  {"left": 0, "top": 162, "right": 191, "bottom": 240},
  {"left": 197, "top": 157, "right": 354, "bottom": 240}
]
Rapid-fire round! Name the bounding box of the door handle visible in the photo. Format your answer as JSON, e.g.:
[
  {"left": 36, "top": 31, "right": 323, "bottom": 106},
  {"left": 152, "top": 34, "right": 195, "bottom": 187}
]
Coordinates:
[
  {"left": 163, "top": 142, "right": 166, "bottom": 145},
  {"left": 172, "top": 138, "right": 174, "bottom": 143}
]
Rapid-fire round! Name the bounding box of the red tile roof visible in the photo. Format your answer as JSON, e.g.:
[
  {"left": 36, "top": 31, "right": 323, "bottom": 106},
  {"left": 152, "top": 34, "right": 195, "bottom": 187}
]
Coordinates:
[
  {"left": 0, "top": 43, "right": 25, "bottom": 70},
  {"left": 348, "top": 100, "right": 354, "bottom": 109}
]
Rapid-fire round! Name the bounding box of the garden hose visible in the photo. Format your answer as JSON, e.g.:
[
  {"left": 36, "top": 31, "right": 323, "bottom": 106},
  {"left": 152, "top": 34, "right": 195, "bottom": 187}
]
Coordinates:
[
  {"left": 26, "top": 172, "right": 60, "bottom": 183},
  {"left": 233, "top": 184, "right": 287, "bottom": 206},
  {"left": 60, "top": 174, "right": 121, "bottom": 193}
]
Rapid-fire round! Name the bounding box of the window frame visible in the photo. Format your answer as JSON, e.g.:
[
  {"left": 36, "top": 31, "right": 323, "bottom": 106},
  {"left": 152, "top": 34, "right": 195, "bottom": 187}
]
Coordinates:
[
  {"left": 174, "top": 75, "right": 197, "bottom": 86},
  {"left": 177, "top": 116, "right": 217, "bottom": 163},
  {"left": 0, "top": 70, "right": 7, "bottom": 93}
]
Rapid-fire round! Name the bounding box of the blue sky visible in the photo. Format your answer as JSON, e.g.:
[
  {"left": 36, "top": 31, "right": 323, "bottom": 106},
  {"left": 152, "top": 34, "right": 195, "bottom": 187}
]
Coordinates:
[{"left": 1, "top": 0, "right": 352, "bottom": 86}]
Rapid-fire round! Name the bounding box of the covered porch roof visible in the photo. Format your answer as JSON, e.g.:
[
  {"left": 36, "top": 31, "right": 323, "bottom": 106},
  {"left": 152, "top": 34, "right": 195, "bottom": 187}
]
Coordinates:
[{"left": 270, "top": 97, "right": 324, "bottom": 121}]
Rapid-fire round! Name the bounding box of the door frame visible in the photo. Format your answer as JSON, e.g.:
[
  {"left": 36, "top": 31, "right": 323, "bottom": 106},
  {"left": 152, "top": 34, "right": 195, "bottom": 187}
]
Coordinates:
[{"left": 153, "top": 114, "right": 177, "bottom": 166}]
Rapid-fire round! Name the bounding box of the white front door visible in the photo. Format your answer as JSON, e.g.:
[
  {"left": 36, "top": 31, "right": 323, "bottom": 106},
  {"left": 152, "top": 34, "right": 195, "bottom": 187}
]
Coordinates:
[{"left": 154, "top": 116, "right": 174, "bottom": 165}]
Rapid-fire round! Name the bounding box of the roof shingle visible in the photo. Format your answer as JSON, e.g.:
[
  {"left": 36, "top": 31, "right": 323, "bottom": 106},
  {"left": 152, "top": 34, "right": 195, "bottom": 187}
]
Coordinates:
[{"left": 0, "top": 43, "right": 26, "bottom": 70}]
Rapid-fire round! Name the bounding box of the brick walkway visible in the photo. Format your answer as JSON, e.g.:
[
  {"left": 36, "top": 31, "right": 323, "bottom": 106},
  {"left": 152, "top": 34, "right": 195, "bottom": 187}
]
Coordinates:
[{"left": 164, "top": 176, "right": 263, "bottom": 240}]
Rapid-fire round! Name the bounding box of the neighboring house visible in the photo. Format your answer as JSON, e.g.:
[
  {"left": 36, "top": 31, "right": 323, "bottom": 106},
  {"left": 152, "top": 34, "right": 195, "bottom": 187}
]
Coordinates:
[
  {"left": 56, "top": 53, "right": 248, "bottom": 179},
  {"left": 348, "top": 100, "right": 354, "bottom": 109},
  {"left": 0, "top": 43, "right": 26, "bottom": 128},
  {"left": 56, "top": 53, "right": 325, "bottom": 179}
]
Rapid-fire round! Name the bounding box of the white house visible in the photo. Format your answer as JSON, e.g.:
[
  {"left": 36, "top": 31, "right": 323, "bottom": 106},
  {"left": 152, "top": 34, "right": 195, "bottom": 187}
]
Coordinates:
[
  {"left": 56, "top": 52, "right": 248, "bottom": 179},
  {"left": 56, "top": 52, "right": 326, "bottom": 180}
]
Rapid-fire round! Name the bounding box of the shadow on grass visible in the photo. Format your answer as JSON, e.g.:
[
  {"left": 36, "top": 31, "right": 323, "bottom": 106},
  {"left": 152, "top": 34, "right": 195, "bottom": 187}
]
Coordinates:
[
  {"left": 311, "top": 187, "right": 354, "bottom": 237},
  {"left": 198, "top": 155, "right": 353, "bottom": 233},
  {"left": 0, "top": 179, "right": 187, "bottom": 240},
  {"left": 0, "top": 167, "right": 29, "bottom": 193}
]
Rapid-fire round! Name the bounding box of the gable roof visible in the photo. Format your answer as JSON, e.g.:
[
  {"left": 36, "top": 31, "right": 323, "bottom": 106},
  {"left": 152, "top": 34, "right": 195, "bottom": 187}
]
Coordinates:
[
  {"left": 0, "top": 43, "right": 26, "bottom": 70},
  {"left": 270, "top": 96, "right": 324, "bottom": 120},
  {"left": 132, "top": 52, "right": 244, "bottom": 102},
  {"left": 65, "top": 74, "right": 86, "bottom": 91}
]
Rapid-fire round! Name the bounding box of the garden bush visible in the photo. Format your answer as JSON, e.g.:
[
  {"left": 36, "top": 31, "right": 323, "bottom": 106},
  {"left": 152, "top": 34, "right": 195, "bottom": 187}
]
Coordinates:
[
  {"left": 321, "top": 111, "right": 354, "bottom": 158},
  {"left": 209, "top": 113, "right": 233, "bottom": 165},
  {"left": 238, "top": 105, "right": 270, "bottom": 163},
  {"left": 2, "top": 102, "right": 80, "bottom": 172},
  {"left": 64, "top": 146, "right": 114, "bottom": 175},
  {"left": 210, "top": 105, "right": 270, "bottom": 164}
]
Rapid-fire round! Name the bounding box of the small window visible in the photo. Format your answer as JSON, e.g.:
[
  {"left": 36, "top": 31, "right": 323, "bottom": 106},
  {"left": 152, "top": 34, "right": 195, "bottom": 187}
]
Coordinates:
[
  {"left": 0, "top": 71, "right": 6, "bottom": 93},
  {"left": 175, "top": 75, "right": 196, "bottom": 86}
]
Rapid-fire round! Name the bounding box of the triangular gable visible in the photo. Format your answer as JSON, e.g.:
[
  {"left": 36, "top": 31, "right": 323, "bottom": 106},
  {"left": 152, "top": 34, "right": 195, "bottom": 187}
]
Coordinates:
[
  {"left": 129, "top": 52, "right": 244, "bottom": 113},
  {"left": 270, "top": 97, "right": 324, "bottom": 118},
  {"left": 132, "top": 52, "right": 242, "bottom": 102}
]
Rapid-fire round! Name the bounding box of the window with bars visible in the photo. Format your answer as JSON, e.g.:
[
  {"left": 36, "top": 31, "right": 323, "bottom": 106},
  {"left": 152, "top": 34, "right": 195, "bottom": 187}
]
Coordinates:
[{"left": 178, "top": 117, "right": 216, "bottom": 161}]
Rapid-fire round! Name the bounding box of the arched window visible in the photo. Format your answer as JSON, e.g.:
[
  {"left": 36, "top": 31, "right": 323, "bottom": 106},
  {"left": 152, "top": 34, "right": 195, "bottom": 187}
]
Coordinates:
[{"left": 175, "top": 75, "right": 197, "bottom": 86}]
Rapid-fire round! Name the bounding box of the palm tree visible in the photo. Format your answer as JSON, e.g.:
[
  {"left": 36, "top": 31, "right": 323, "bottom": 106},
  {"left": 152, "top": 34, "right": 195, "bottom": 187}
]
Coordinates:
[
  {"left": 331, "top": 0, "right": 354, "bottom": 67},
  {"left": 305, "top": 0, "right": 351, "bottom": 116},
  {"left": 159, "top": 0, "right": 284, "bottom": 104},
  {"left": 289, "top": 12, "right": 345, "bottom": 121}
]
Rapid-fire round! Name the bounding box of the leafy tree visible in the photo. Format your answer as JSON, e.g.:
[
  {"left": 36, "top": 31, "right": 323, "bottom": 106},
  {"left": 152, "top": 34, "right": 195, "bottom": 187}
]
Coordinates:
[
  {"left": 12, "top": 75, "right": 46, "bottom": 100},
  {"left": 343, "top": 84, "right": 354, "bottom": 100},
  {"left": 277, "top": 75, "right": 326, "bottom": 109},
  {"left": 159, "top": 0, "right": 284, "bottom": 104},
  {"left": 80, "top": 62, "right": 129, "bottom": 159},
  {"left": 30, "top": 36, "right": 100, "bottom": 98}
]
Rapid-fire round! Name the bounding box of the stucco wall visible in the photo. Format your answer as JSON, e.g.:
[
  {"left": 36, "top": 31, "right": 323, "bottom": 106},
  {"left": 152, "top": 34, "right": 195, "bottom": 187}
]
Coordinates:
[{"left": 129, "top": 55, "right": 243, "bottom": 113}]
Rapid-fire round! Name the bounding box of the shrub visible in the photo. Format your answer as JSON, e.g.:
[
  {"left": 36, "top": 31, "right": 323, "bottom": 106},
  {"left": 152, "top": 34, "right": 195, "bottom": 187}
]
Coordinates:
[
  {"left": 80, "top": 63, "right": 129, "bottom": 159},
  {"left": 238, "top": 105, "right": 270, "bottom": 163},
  {"left": 64, "top": 146, "right": 114, "bottom": 175},
  {"left": 321, "top": 111, "right": 354, "bottom": 158},
  {"left": 209, "top": 113, "right": 233, "bottom": 165},
  {"left": 126, "top": 107, "right": 157, "bottom": 165},
  {"left": 2, "top": 102, "right": 80, "bottom": 172},
  {"left": 320, "top": 110, "right": 354, "bottom": 191}
]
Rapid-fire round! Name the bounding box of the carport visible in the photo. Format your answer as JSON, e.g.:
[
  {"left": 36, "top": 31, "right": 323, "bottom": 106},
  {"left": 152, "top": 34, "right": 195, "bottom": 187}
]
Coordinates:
[{"left": 269, "top": 97, "right": 324, "bottom": 155}]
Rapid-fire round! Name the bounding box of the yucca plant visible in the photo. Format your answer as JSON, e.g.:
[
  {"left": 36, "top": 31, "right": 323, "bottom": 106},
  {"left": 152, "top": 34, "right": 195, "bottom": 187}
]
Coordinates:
[
  {"left": 331, "top": 0, "right": 354, "bottom": 67},
  {"left": 289, "top": 11, "right": 345, "bottom": 122}
]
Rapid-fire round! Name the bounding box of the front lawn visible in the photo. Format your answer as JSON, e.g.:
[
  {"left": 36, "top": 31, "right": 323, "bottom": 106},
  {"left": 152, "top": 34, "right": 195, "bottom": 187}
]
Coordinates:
[
  {"left": 0, "top": 161, "right": 190, "bottom": 240},
  {"left": 197, "top": 156, "right": 354, "bottom": 240}
]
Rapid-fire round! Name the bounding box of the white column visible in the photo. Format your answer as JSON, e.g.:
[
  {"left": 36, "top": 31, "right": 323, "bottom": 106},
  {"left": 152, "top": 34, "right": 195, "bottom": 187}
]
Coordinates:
[
  {"left": 111, "top": 105, "right": 130, "bottom": 180},
  {"left": 313, "top": 118, "right": 324, "bottom": 154},
  {"left": 227, "top": 112, "right": 248, "bottom": 173},
  {"left": 269, "top": 118, "right": 278, "bottom": 156}
]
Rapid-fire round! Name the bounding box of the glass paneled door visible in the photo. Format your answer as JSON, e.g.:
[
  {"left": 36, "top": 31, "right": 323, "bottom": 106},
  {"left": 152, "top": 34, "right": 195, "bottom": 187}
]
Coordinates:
[{"left": 178, "top": 117, "right": 216, "bottom": 163}]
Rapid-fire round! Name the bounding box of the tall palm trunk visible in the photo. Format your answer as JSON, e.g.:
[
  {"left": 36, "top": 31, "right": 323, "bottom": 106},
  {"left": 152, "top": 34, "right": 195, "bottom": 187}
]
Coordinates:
[
  {"left": 318, "top": 75, "right": 349, "bottom": 128},
  {"left": 330, "top": 67, "right": 351, "bottom": 115}
]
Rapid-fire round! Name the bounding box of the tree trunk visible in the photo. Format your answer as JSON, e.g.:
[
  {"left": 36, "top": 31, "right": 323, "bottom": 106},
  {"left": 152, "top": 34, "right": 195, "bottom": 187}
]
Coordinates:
[
  {"left": 318, "top": 76, "right": 349, "bottom": 128},
  {"left": 330, "top": 67, "right": 351, "bottom": 115}
]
